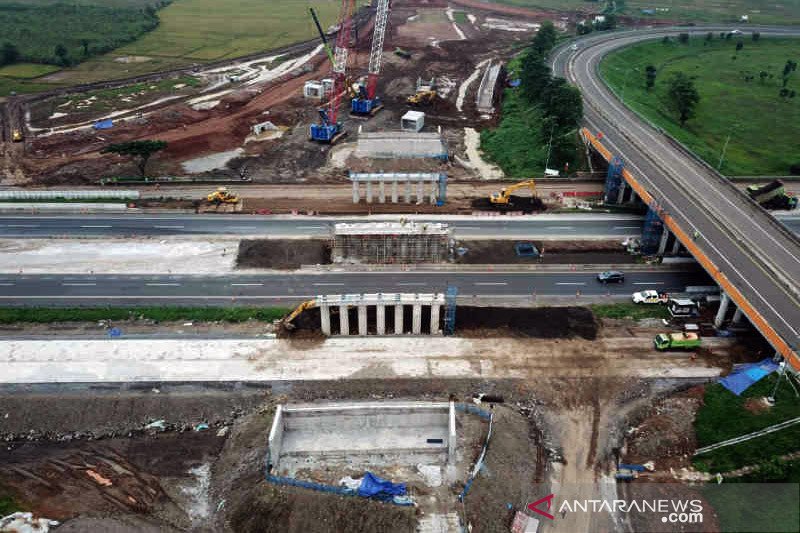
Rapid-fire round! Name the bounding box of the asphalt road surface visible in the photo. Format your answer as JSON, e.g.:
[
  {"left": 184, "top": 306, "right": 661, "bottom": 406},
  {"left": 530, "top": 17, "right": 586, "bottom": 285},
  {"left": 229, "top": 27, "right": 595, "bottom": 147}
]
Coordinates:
[
  {"left": 552, "top": 26, "right": 800, "bottom": 360},
  {"left": 0, "top": 214, "right": 647, "bottom": 238},
  {"left": 0, "top": 270, "right": 710, "bottom": 306},
  {"left": 0, "top": 213, "right": 797, "bottom": 239}
]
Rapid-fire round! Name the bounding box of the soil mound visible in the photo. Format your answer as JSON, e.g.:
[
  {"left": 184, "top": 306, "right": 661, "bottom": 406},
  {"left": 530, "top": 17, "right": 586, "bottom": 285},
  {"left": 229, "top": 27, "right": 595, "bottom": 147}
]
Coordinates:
[
  {"left": 457, "top": 306, "right": 598, "bottom": 339},
  {"left": 237, "top": 239, "right": 330, "bottom": 269}
]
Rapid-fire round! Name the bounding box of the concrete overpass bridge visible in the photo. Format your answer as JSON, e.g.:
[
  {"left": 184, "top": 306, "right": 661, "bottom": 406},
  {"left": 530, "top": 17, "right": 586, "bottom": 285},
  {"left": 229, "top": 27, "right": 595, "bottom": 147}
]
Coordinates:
[{"left": 551, "top": 27, "right": 800, "bottom": 368}]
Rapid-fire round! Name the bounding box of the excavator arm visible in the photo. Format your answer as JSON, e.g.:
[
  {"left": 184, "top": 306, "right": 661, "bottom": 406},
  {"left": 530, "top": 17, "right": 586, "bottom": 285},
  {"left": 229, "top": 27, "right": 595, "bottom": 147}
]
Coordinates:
[
  {"left": 283, "top": 299, "right": 317, "bottom": 329},
  {"left": 490, "top": 179, "right": 536, "bottom": 205}
]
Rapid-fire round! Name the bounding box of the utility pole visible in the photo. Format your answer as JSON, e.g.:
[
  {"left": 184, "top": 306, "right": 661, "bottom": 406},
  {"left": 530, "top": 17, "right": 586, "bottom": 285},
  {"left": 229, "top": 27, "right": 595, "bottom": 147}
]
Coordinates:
[
  {"left": 543, "top": 122, "right": 556, "bottom": 174},
  {"left": 717, "top": 133, "right": 732, "bottom": 170}
]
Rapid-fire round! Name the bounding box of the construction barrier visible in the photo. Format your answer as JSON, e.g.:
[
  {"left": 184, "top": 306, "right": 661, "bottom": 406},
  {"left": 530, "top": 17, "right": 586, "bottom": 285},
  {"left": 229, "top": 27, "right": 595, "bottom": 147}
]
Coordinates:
[{"left": 456, "top": 403, "right": 494, "bottom": 501}]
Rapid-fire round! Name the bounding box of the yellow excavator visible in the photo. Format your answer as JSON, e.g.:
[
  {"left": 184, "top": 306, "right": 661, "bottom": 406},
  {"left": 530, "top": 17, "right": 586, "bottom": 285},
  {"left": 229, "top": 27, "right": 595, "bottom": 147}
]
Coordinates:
[
  {"left": 407, "top": 90, "right": 437, "bottom": 106},
  {"left": 11, "top": 129, "right": 23, "bottom": 142},
  {"left": 489, "top": 179, "right": 536, "bottom": 206},
  {"left": 282, "top": 299, "right": 316, "bottom": 330},
  {"left": 206, "top": 187, "right": 239, "bottom": 204}
]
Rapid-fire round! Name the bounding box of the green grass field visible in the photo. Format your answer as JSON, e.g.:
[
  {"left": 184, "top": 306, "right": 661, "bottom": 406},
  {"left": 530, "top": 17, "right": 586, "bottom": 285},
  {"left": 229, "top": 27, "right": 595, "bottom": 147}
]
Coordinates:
[
  {"left": 589, "top": 303, "right": 670, "bottom": 320},
  {"left": 0, "top": 63, "right": 61, "bottom": 79},
  {"left": 601, "top": 36, "right": 800, "bottom": 176},
  {"left": 692, "top": 373, "right": 800, "bottom": 473},
  {"left": 484, "top": 0, "right": 800, "bottom": 24},
  {"left": 0, "top": 306, "right": 290, "bottom": 324}
]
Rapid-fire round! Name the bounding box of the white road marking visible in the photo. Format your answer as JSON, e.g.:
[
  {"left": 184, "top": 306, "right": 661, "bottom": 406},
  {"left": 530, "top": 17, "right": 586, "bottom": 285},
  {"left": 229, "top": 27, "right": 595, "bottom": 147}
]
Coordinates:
[
  {"left": 397, "top": 282, "right": 427, "bottom": 286},
  {"left": 5, "top": 224, "right": 39, "bottom": 228},
  {"left": 556, "top": 282, "right": 586, "bottom": 286},
  {"left": 297, "top": 225, "right": 325, "bottom": 230},
  {"left": 146, "top": 283, "right": 181, "bottom": 287},
  {"left": 550, "top": 226, "right": 575, "bottom": 230},
  {"left": 231, "top": 283, "right": 264, "bottom": 286},
  {"left": 474, "top": 282, "right": 507, "bottom": 286},
  {"left": 154, "top": 225, "right": 185, "bottom": 229},
  {"left": 0, "top": 282, "right": 14, "bottom": 286},
  {"left": 62, "top": 282, "right": 96, "bottom": 286},
  {"left": 80, "top": 225, "right": 112, "bottom": 228},
  {"left": 613, "top": 226, "right": 641, "bottom": 230},
  {"left": 313, "top": 282, "right": 345, "bottom": 286}
]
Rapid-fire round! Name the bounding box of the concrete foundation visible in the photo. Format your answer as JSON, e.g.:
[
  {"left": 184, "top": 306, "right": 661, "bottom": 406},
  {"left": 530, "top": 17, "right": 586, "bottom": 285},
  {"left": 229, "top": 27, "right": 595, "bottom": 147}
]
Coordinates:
[
  {"left": 316, "top": 293, "right": 446, "bottom": 336},
  {"left": 349, "top": 172, "right": 446, "bottom": 205},
  {"left": 332, "top": 222, "right": 452, "bottom": 264},
  {"left": 267, "top": 401, "right": 456, "bottom": 473}
]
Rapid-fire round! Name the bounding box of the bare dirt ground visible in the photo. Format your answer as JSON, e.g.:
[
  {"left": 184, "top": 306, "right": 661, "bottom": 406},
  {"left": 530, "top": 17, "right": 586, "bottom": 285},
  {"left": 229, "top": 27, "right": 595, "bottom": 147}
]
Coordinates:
[
  {"left": 235, "top": 238, "right": 634, "bottom": 270},
  {"left": 455, "top": 239, "right": 634, "bottom": 264},
  {"left": 0, "top": 301, "right": 737, "bottom": 532},
  {"left": 4, "top": 2, "right": 545, "bottom": 188}
]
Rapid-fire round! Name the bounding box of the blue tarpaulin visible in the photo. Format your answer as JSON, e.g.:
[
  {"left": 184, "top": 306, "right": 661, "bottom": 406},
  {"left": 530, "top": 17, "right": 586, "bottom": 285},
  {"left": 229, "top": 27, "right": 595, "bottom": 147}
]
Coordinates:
[
  {"left": 93, "top": 119, "right": 114, "bottom": 130},
  {"left": 357, "top": 472, "right": 406, "bottom": 501},
  {"left": 719, "top": 358, "right": 779, "bottom": 396}
]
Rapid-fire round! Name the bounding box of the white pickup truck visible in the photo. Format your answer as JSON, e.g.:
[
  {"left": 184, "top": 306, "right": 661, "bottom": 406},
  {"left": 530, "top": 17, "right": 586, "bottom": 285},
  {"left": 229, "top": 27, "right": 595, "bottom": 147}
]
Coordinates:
[{"left": 632, "top": 290, "right": 669, "bottom": 304}]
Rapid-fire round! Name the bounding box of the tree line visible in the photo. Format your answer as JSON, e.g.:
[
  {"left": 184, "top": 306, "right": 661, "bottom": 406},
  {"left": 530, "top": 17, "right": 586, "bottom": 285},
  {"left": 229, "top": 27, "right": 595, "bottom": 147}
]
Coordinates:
[
  {"left": 518, "top": 21, "right": 583, "bottom": 168},
  {"left": 0, "top": 1, "right": 170, "bottom": 69}
]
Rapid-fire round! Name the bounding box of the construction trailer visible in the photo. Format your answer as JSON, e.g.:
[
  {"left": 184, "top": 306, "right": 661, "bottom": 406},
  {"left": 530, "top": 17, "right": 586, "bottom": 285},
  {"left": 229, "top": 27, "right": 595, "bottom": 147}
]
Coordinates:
[
  {"left": 331, "top": 222, "right": 453, "bottom": 264},
  {"left": 401, "top": 111, "right": 425, "bottom": 132}
]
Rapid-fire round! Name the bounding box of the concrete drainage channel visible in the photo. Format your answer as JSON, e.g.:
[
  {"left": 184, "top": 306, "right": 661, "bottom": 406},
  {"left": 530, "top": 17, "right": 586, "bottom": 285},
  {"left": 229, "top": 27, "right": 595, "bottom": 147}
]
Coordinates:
[{"left": 266, "top": 401, "right": 490, "bottom": 527}]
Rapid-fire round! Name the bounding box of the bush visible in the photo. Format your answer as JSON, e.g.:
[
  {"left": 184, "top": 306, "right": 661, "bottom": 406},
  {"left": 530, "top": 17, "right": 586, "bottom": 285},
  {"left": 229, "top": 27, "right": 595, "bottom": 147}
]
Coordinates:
[{"left": 0, "top": 306, "right": 291, "bottom": 324}]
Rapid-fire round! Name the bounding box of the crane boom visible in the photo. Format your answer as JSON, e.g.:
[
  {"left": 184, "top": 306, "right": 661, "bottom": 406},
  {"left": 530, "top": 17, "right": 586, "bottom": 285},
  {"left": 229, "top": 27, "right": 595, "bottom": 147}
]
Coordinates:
[
  {"left": 309, "top": 7, "right": 335, "bottom": 65},
  {"left": 365, "top": 0, "right": 390, "bottom": 99}
]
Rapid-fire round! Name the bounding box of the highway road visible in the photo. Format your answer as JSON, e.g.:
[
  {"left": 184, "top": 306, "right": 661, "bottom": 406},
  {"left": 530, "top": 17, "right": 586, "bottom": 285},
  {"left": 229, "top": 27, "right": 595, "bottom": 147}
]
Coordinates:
[
  {"left": 552, "top": 27, "right": 800, "bottom": 362},
  {"left": 0, "top": 213, "right": 798, "bottom": 238},
  {"left": 0, "top": 270, "right": 710, "bottom": 306},
  {"left": 0, "top": 214, "right": 648, "bottom": 238}
]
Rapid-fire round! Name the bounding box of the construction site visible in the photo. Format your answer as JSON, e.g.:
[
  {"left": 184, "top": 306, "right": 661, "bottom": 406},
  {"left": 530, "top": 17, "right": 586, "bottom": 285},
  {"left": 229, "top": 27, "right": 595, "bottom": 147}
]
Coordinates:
[{"left": 1, "top": 0, "right": 799, "bottom": 532}]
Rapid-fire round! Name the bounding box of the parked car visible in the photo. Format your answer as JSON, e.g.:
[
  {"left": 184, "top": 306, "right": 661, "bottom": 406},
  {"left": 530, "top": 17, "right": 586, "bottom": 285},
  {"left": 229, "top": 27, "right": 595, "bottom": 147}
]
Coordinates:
[
  {"left": 632, "top": 290, "right": 668, "bottom": 304},
  {"left": 597, "top": 271, "right": 625, "bottom": 283}
]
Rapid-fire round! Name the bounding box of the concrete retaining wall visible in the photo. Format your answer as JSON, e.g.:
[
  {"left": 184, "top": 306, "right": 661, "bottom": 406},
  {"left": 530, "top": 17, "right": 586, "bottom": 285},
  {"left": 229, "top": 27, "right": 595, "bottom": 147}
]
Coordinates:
[{"left": 268, "top": 401, "right": 454, "bottom": 472}]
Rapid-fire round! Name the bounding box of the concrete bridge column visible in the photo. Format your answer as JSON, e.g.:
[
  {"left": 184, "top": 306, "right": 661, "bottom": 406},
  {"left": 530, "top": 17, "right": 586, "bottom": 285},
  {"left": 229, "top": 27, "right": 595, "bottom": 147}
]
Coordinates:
[
  {"left": 394, "top": 303, "right": 404, "bottom": 334},
  {"left": 657, "top": 227, "right": 670, "bottom": 255},
  {"left": 430, "top": 304, "right": 441, "bottom": 334},
  {"left": 405, "top": 180, "right": 412, "bottom": 203},
  {"left": 430, "top": 181, "right": 437, "bottom": 204},
  {"left": 671, "top": 237, "right": 682, "bottom": 255},
  {"left": 412, "top": 304, "right": 422, "bottom": 334},
  {"left": 416, "top": 181, "right": 424, "bottom": 204},
  {"left": 616, "top": 181, "right": 627, "bottom": 204},
  {"left": 320, "top": 304, "right": 331, "bottom": 336},
  {"left": 714, "top": 293, "right": 731, "bottom": 328},
  {"left": 358, "top": 304, "right": 368, "bottom": 335},
  {"left": 339, "top": 305, "right": 350, "bottom": 335},
  {"left": 379, "top": 181, "right": 385, "bottom": 203},
  {"left": 366, "top": 180, "right": 373, "bottom": 204},
  {"left": 376, "top": 303, "right": 386, "bottom": 335},
  {"left": 732, "top": 307, "right": 744, "bottom": 324},
  {"left": 392, "top": 181, "right": 399, "bottom": 203},
  {"left": 352, "top": 181, "right": 359, "bottom": 203}
]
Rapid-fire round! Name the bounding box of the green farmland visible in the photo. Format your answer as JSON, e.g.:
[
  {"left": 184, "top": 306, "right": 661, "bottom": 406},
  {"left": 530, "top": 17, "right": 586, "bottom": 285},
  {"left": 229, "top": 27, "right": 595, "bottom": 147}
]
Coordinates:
[
  {"left": 0, "top": 0, "right": 340, "bottom": 95},
  {"left": 484, "top": 0, "right": 800, "bottom": 24},
  {"left": 601, "top": 36, "right": 800, "bottom": 176}
]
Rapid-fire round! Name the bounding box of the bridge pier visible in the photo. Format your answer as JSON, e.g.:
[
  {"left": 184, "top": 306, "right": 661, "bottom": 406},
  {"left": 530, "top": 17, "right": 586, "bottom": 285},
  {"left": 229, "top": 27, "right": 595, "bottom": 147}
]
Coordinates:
[{"left": 714, "top": 292, "right": 732, "bottom": 328}]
